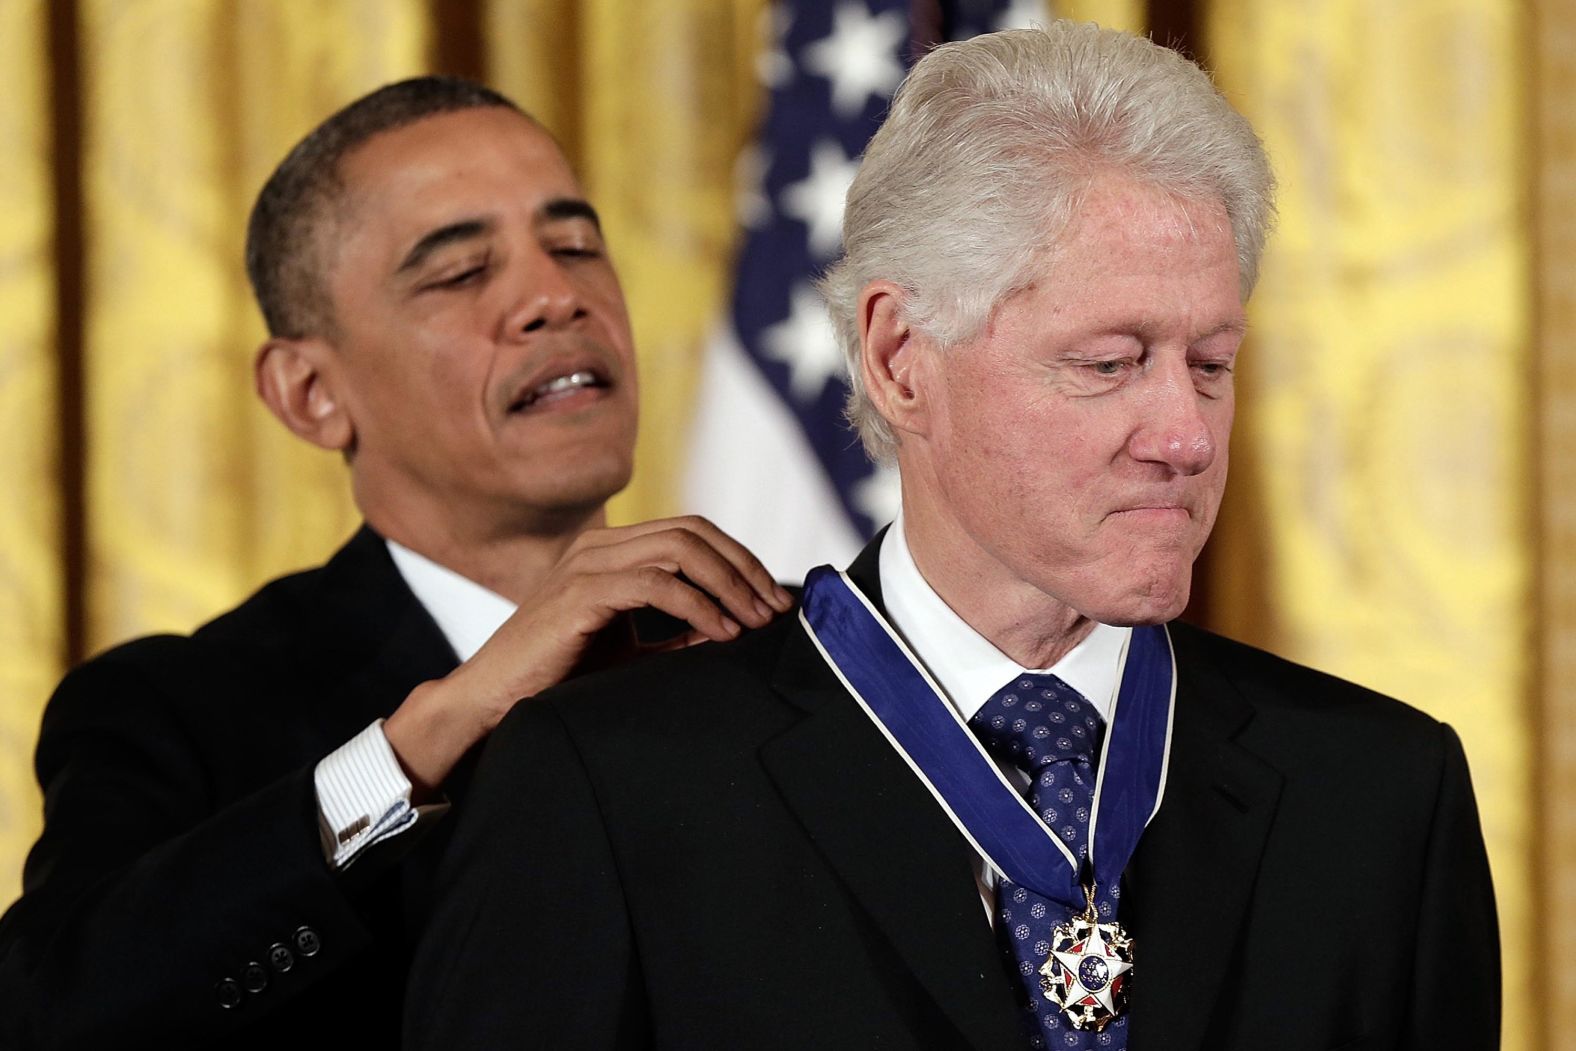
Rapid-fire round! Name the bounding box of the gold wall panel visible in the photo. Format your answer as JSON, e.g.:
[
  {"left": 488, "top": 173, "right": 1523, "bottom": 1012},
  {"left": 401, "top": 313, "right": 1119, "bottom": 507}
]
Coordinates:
[
  {"left": 1537, "top": 0, "right": 1576, "bottom": 1042},
  {"left": 79, "top": 0, "right": 427, "bottom": 651},
  {"left": 1205, "top": 2, "right": 1533, "bottom": 1044},
  {"left": 0, "top": 0, "right": 60, "bottom": 908},
  {"left": 1057, "top": 0, "right": 1145, "bottom": 34}
]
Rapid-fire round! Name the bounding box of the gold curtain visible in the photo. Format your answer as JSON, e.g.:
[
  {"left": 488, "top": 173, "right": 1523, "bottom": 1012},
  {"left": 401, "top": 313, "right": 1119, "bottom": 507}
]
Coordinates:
[
  {"left": 1058, "top": 0, "right": 1144, "bottom": 33},
  {"left": 79, "top": 0, "right": 423, "bottom": 649},
  {"left": 1204, "top": 1, "right": 1534, "bottom": 1045},
  {"left": 0, "top": 0, "right": 59, "bottom": 907},
  {"left": 1537, "top": 0, "right": 1576, "bottom": 1043}
]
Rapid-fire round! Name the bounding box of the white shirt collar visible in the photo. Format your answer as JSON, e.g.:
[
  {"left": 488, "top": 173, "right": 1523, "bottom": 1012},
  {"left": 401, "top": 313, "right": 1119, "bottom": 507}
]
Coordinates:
[
  {"left": 386, "top": 540, "right": 516, "bottom": 662},
  {"left": 876, "top": 515, "right": 1129, "bottom": 724}
]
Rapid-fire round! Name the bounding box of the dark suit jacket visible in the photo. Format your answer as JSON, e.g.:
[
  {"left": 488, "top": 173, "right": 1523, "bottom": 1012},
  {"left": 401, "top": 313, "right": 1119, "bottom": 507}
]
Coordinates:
[
  {"left": 0, "top": 528, "right": 462, "bottom": 1050},
  {"left": 407, "top": 539, "right": 1498, "bottom": 1051}
]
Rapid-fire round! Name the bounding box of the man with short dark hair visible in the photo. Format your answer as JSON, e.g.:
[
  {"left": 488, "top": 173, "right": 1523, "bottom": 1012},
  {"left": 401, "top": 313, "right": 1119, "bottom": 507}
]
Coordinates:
[
  {"left": 0, "top": 77, "right": 789, "bottom": 1050},
  {"left": 407, "top": 26, "right": 1498, "bottom": 1050}
]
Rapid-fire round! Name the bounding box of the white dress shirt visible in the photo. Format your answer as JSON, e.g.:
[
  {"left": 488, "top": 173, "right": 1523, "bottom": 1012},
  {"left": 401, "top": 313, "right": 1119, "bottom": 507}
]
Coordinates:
[
  {"left": 876, "top": 516, "right": 1129, "bottom": 916},
  {"left": 313, "top": 541, "right": 516, "bottom": 869}
]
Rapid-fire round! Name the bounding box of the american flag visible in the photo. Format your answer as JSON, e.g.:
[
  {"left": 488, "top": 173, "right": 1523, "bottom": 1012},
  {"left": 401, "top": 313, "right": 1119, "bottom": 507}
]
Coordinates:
[{"left": 684, "top": 0, "right": 1050, "bottom": 581}]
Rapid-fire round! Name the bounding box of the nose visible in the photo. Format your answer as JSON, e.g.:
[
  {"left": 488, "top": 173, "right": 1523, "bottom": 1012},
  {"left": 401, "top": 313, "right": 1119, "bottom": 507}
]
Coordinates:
[
  {"left": 501, "top": 249, "right": 586, "bottom": 338},
  {"left": 1127, "top": 366, "right": 1219, "bottom": 476}
]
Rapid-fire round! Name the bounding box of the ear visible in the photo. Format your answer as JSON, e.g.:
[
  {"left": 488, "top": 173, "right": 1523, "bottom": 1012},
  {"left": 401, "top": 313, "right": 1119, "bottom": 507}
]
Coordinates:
[
  {"left": 857, "top": 280, "right": 933, "bottom": 441},
  {"left": 254, "top": 336, "right": 355, "bottom": 452}
]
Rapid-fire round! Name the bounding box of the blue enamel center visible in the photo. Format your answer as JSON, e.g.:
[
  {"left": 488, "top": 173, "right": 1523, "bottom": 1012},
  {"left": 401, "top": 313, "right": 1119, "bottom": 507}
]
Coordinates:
[{"left": 1078, "top": 955, "right": 1109, "bottom": 992}]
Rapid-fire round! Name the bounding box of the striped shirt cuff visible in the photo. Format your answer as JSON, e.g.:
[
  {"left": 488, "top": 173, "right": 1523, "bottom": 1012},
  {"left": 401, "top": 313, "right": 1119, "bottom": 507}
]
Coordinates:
[{"left": 315, "top": 720, "right": 424, "bottom": 870}]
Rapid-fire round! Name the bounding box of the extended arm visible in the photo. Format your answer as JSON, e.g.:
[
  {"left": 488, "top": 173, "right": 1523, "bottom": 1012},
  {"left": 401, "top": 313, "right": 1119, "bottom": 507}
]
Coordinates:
[{"left": 385, "top": 515, "right": 790, "bottom": 796}]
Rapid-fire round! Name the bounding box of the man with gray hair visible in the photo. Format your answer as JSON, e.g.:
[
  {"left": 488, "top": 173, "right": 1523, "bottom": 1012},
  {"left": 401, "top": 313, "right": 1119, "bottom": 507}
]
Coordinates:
[{"left": 408, "top": 22, "right": 1498, "bottom": 1050}]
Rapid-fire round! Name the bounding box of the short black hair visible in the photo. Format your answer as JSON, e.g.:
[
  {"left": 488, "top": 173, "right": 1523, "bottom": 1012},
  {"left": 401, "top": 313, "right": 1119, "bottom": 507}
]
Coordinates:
[{"left": 245, "top": 75, "right": 521, "bottom": 339}]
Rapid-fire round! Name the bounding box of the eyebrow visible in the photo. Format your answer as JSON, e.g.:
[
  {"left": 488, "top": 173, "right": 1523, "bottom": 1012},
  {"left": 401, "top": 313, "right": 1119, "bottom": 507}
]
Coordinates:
[
  {"left": 540, "top": 197, "right": 602, "bottom": 231},
  {"left": 394, "top": 199, "right": 603, "bottom": 276},
  {"left": 1196, "top": 317, "right": 1250, "bottom": 341},
  {"left": 1128, "top": 316, "right": 1249, "bottom": 344},
  {"left": 396, "top": 218, "right": 494, "bottom": 274}
]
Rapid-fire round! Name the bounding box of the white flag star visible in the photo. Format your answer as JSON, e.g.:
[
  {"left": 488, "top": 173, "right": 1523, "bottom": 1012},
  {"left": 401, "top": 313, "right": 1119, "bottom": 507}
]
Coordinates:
[
  {"left": 802, "top": 2, "right": 906, "bottom": 119},
  {"left": 762, "top": 283, "right": 845, "bottom": 404},
  {"left": 780, "top": 138, "right": 860, "bottom": 259},
  {"left": 852, "top": 466, "right": 901, "bottom": 526}
]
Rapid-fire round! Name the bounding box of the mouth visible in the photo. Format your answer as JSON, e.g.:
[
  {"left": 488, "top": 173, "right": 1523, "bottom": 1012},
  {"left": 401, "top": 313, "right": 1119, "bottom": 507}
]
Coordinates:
[
  {"left": 504, "top": 363, "right": 613, "bottom": 416},
  {"left": 1108, "top": 504, "right": 1192, "bottom": 523}
]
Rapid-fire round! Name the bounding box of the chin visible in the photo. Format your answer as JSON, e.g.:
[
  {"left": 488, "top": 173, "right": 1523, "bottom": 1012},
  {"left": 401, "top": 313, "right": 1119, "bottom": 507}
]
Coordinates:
[
  {"left": 552, "top": 447, "right": 632, "bottom": 497},
  {"left": 555, "top": 469, "right": 632, "bottom": 515},
  {"left": 507, "top": 459, "right": 632, "bottom": 527},
  {"left": 1100, "top": 599, "right": 1186, "bottom": 628},
  {"left": 1088, "top": 566, "right": 1193, "bottom": 627}
]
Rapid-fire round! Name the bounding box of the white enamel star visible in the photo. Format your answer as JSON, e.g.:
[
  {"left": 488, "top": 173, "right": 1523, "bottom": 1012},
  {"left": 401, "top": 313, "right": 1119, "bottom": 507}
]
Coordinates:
[{"left": 1039, "top": 913, "right": 1134, "bottom": 1030}]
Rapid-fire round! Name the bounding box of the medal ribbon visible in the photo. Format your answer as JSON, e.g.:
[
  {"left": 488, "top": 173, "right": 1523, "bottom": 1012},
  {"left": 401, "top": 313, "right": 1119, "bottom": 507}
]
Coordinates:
[{"left": 799, "top": 566, "right": 1174, "bottom": 908}]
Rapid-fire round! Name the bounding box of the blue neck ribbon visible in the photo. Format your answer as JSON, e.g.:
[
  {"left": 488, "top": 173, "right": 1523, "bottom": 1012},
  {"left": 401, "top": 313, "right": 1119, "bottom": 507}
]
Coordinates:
[{"left": 799, "top": 566, "right": 1175, "bottom": 908}]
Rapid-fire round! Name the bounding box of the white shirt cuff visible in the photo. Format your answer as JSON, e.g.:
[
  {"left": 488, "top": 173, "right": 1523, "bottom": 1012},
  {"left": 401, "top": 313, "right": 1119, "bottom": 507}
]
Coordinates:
[{"left": 315, "top": 720, "right": 440, "bottom": 870}]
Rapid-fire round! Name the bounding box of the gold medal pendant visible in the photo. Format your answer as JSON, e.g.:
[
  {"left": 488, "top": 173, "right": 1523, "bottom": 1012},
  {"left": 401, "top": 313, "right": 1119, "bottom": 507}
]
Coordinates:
[{"left": 1037, "top": 884, "right": 1134, "bottom": 1032}]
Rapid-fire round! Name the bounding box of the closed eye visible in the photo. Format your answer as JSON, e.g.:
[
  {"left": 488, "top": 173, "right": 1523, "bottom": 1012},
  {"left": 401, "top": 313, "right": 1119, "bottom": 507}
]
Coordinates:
[
  {"left": 549, "top": 244, "right": 603, "bottom": 261},
  {"left": 421, "top": 261, "right": 490, "bottom": 292}
]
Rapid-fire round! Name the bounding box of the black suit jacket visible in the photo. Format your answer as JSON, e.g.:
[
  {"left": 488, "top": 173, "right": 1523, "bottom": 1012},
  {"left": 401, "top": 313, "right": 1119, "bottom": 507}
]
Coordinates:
[
  {"left": 407, "top": 540, "right": 1498, "bottom": 1050},
  {"left": 0, "top": 528, "right": 462, "bottom": 1050}
]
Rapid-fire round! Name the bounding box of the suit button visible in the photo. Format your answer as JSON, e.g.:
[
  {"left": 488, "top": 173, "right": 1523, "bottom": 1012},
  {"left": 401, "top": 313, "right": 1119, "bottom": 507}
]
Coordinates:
[
  {"left": 215, "top": 978, "right": 243, "bottom": 1009},
  {"left": 242, "top": 962, "right": 269, "bottom": 994},
  {"left": 293, "top": 926, "right": 321, "bottom": 957},
  {"left": 267, "top": 943, "right": 295, "bottom": 973}
]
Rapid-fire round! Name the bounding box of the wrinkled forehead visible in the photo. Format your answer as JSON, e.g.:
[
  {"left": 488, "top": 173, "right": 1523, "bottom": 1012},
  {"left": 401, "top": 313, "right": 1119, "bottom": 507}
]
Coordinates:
[
  {"left": 330, "top": 108, "right": 580, "bottom": 242},
  {"left": 312, "top": 108, "right": 583, "bottom": 286},
  {"left": 1029, "top": 175, "right": 1235, "bottom": 284}
]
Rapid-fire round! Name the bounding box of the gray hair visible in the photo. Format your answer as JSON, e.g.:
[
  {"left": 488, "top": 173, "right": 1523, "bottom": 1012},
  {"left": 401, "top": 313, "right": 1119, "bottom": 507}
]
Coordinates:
[{"left": 819, "top": 21, "right": 1275, "bottom": 461}]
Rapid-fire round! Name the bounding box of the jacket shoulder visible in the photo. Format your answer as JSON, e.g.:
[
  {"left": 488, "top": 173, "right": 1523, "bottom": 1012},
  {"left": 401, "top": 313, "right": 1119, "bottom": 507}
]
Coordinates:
[
  {"left": 38, "top": 561, "right": 334, "bottom": 745},
  {"left": 70, "top": 527, "right": 407, "bottom": 685},
  {"left": 70, "top": 553, "right": 340, "bottom": 671},
  {"left": 518, "top": 613, "right": 801, "bottom": 747},
  {"left": 1167, "top": 620, "right": 1451, "bottom": 755},
  {"left": 40, "top": 531, "right": 414, "bottom": 753}
]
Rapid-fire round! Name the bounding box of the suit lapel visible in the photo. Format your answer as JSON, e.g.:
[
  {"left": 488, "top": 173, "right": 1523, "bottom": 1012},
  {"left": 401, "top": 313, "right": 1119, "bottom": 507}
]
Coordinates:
[
  {"left": 1123, "top": 624, "right": 1282, "bottom": 1051},
  {"left": 313, "top": 526, "right": 461, "bottom": 734},
  {"left": 759, "top": 540, "right": 1023, "bottom": 1049}
]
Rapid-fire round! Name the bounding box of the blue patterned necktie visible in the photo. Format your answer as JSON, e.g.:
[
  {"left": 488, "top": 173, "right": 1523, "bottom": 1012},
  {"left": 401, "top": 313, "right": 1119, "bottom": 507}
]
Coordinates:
[{"left": 969, "top": 674, "right": 1128, "bottom": 1051}]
